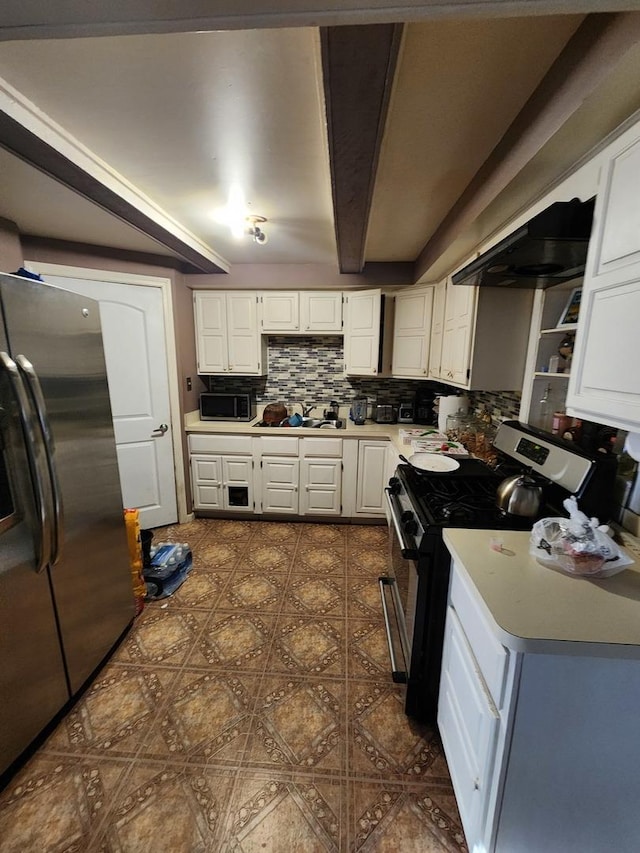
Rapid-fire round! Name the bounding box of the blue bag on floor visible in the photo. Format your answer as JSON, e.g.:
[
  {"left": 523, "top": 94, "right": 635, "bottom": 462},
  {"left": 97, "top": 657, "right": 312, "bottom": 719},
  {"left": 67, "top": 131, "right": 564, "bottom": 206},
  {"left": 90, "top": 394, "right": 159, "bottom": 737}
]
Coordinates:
[{"left": 143, "top": 542, "right": 193, "bottom": 600}]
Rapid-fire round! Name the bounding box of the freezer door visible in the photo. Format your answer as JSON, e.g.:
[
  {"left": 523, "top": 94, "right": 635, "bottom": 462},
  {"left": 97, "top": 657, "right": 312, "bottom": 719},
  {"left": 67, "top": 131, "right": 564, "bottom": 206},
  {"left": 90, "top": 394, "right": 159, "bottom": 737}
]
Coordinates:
[
  {"left": 0, "top": 344, "right": 69, "bottom": 775},
  {"left": 1, "top": 274, "right": 135, "bottom": 694}
]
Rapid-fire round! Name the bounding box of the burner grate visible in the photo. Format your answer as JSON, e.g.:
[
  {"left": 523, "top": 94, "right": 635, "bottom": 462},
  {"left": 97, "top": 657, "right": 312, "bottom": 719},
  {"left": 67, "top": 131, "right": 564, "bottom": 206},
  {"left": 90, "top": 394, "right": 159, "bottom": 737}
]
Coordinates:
[{"left": 398, "top": 463, "right": 532, "bottom": 530}]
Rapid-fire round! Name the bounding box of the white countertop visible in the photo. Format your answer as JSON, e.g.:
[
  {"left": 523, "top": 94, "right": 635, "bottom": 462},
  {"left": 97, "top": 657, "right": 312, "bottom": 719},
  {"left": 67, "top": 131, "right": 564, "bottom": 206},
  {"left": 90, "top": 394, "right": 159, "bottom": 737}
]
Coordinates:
[
  {"left": 443, "top": 527, "right": 640, "bottom": 657},
  {"left": 184, "top": 409, "right": 408, "bottom": 449}
]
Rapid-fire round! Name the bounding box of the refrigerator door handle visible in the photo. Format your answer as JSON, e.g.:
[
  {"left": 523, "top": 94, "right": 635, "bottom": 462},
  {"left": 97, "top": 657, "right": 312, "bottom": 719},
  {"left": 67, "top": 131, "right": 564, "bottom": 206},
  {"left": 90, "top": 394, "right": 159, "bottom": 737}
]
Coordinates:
[
  {"left": 16, "top": 355, "right": 64, "bottom": 565},
  {"left": 0, "top": 352, "right": 53, "bottom": 573}
]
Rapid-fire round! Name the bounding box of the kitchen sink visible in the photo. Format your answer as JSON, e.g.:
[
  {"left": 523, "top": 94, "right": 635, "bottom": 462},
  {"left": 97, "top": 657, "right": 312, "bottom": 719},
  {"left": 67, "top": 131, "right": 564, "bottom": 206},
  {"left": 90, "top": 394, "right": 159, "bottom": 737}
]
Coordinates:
[{"left": 253, "top": 418, "right": 345, "bottom": 429}]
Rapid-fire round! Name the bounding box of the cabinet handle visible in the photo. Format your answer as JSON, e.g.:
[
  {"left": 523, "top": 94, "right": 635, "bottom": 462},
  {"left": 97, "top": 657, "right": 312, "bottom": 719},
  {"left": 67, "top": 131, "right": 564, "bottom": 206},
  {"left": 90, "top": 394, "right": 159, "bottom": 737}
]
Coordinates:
[{"left": 473, "top": 778, "right": 480, "bottom": 791}]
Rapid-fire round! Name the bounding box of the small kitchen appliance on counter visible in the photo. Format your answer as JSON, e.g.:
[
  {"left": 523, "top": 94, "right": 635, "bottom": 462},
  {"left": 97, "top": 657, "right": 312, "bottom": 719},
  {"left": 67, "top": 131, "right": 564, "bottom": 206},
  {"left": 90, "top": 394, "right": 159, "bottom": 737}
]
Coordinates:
[
  {"left": 200, "top": 392, "right": 255, "bottom": 421},
  {"left": 414, "top": 387, "right": 435, "bottom": 425},
  {"left": 350, "top": 397, "right": 368, "bottom": 425},
  {"left": 397, "top": 401, "right": 414, "bottom": 423},
  {"left": 373, "top": 402, "right": 397, "bottom": 424},
  {"left": 382, "top": 419, "right": 617, "bottom": 723}
]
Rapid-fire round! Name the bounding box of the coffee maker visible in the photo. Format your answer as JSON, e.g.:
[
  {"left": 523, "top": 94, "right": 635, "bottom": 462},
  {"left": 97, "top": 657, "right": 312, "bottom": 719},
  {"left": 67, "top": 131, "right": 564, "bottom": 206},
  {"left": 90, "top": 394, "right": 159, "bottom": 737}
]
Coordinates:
[{"left": 414, "top": 388, "right": 435, "bottom": 425}]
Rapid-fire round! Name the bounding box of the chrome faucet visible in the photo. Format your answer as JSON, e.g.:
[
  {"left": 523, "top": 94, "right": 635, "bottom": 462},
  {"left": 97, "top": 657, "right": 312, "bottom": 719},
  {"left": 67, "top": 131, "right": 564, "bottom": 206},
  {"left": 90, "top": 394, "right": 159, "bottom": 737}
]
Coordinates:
[{"left": 295, "top": 402, "right": 315, "bottom": 418}]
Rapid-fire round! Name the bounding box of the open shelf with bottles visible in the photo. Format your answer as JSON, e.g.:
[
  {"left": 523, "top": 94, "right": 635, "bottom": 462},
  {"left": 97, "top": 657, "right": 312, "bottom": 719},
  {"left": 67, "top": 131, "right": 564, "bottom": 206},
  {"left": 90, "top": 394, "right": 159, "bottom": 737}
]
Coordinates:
[{"left": 520, "top": 279, "right": 583, "bottom": 429}]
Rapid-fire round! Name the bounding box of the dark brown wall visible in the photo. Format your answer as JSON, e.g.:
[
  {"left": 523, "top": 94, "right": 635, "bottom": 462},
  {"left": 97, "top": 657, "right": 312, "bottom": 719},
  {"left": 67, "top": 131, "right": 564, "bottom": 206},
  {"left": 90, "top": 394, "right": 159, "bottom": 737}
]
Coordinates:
[{"left": 0, "top": 218, "right": 24, "bottom": 272}]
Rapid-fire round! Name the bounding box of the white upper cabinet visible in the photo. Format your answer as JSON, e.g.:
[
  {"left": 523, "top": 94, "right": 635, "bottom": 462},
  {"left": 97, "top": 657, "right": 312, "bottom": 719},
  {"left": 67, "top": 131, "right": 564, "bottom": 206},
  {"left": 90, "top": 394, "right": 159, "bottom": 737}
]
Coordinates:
[
  {"left": 260, "top": 292, "right": 299, "bottom": 331},
  {"left": 259, "top": 291, "right": 342, "bottom": 333},
  {"left": 194, "top": 291, "right": 227, "bottom": 374},
  {"left": 344, "top": 289, "right": 382, "bottom": 375},
  {"left": 428, "top": 278, "right": 447, "bottom": 380},
  {"left": 300, "top": 291, "right": 343, "bottom": 332},
  {"left": 344, "top": 289, "right": 393, "bottom": 376},
  {"left": 440, "top": 280, "right": 477, "bottom": 385},
  {"left": 391, "top": 286, "right": 434, "bottom": 378},
  {"left": 194, "top": 291, "right": 266, "bottom": 375},
  {"left": 428, "top": 273, "right": 533, "bottom": 391},
  {"left": 566, "top": 122, "right": 640, "bottom": 432}
]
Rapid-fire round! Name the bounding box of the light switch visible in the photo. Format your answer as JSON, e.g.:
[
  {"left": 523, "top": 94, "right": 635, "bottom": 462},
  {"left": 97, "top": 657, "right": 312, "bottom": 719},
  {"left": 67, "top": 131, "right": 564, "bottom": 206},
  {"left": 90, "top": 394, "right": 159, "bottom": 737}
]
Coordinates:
[{"left": 186, "top": 377, "right": 192, "bottom": 391}]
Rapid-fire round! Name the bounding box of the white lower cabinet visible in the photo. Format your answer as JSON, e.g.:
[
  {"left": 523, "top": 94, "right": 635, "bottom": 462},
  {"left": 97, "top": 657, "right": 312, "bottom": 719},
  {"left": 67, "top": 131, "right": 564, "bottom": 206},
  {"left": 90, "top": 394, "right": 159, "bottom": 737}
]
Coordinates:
[
  {"left": 256, "top": 435, "right": 342, "bottom": 517},
  {"left": 189, "top": 434, "right": 255, "bottom": 512},
  {"left": 261, "top": 457, "right": 300, "bottom": 513},
  {"left": 355, "top": 440, "right": 388, "bottom": 516},
  {"left": 189, "top": 433, "right": 391, "bottom": 519},
  {"left": 300, "top": 437, "right": 342, "bottom": 516},
  {"left": 190, "top": 453, "right": 254, "bottom": 511},
  {"left": 440, "top": 558, "right": 640, "bottom": 853},
  {"left": 258, "top": 435, "right": 300, "bottom": 514},
  {"left": 439, "top": 607, "right": 500, "bottom": 845},
  {"left": 300, "top": 458, "right": 342, "bottom": 515}
]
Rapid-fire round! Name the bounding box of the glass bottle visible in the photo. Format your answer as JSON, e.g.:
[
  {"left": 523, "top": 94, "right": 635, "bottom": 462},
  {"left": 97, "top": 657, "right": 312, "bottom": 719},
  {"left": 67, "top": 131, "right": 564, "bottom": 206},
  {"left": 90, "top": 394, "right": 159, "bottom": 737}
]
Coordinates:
[{"left": 538, "top": 384, "right": 553, "bottom": 432}]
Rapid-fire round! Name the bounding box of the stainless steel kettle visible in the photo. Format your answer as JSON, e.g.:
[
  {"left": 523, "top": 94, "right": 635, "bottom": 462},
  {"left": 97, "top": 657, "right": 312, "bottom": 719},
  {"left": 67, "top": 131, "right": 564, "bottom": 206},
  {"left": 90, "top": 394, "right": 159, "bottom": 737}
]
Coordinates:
[{"left": 496, "top": 473, "right": 543, "bottom": 517}]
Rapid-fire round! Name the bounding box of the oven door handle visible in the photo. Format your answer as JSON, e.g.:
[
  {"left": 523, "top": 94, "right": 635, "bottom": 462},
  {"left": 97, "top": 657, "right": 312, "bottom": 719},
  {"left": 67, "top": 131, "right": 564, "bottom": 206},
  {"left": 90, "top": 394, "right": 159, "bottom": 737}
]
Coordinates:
[
  {"left": 385, "top": 488, "right": 419, "bottom": 560},
  {"left": 378, "top": 577, "right": 408, "bottom": 684}
]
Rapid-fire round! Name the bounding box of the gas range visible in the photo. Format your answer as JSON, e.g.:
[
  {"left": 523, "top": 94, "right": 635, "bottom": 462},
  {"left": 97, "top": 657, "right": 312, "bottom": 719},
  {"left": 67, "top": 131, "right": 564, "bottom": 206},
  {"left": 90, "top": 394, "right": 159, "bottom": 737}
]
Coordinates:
[
  {"left": 381, "top": 420, "right": 617, "bottom": 723},
  {"left": 392, "top": 459, "right": 533, "bottom": 536}
]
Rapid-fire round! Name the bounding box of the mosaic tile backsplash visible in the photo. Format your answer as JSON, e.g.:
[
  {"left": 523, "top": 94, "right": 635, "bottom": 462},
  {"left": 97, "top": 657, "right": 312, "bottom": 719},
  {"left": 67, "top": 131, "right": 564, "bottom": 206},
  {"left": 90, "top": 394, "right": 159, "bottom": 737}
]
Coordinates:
[
  {"left": 200, "top": 335, "right": 523, "bottom": 420},
  {"left": 201, "top": 336, "right": 446, "bottom": 408},
  {"left": 468, "top": 390, "right": 522, "bottom": 422}
]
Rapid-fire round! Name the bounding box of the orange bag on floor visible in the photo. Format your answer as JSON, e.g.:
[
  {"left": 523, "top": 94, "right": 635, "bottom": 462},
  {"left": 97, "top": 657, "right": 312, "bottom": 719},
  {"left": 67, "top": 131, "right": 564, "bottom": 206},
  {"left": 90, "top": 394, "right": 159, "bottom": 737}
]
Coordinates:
[{"left": 124, "top": 508, "right": 146, "bottom": 615}]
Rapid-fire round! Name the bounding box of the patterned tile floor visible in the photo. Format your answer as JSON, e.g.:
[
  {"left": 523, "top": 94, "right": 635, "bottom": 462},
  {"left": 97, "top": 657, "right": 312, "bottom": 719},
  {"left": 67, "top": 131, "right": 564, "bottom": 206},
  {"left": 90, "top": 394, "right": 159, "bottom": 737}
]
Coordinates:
[{"left": 0, "top": 519, "right": 468, "bottom": 853}]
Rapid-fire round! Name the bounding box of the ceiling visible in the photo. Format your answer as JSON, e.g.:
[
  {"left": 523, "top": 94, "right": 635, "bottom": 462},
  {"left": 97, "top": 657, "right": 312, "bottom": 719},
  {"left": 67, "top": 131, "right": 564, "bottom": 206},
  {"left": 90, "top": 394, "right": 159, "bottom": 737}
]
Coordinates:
[{"left": 1, "top": 8, "right": 640, "bottom": 283}]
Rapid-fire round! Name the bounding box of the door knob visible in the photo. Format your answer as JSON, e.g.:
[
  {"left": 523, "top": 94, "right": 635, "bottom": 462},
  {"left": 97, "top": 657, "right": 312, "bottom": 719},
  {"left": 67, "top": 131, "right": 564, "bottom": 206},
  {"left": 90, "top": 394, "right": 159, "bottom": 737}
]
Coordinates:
[{"left": 152, "top": 423, "right": 168, "bottom": 437}]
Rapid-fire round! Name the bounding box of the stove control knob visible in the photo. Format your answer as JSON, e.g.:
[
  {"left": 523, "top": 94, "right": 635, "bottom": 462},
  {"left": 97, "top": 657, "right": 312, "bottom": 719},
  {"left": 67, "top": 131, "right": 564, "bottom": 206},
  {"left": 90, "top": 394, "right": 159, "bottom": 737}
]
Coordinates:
[
  {"left": 401, "top": 511, "right": 418, "bottom": 535},
  {"left": 387, "top": 477, "right": 401, "bottom": 495}
]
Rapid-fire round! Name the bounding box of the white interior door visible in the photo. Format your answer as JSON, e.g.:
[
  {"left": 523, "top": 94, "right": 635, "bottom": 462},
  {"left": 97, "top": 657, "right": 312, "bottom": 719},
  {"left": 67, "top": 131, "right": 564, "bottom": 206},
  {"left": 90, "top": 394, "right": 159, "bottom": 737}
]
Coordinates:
[{"left": 32, "top": 272, "right": 178, "bottom": 528}]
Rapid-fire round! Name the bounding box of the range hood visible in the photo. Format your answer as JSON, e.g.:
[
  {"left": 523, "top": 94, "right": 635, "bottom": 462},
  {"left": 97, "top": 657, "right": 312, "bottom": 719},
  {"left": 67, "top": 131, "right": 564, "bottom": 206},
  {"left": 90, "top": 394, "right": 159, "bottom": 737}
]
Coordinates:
[{"left": 452, "top": 197, "right": 595, "bottom": 289}]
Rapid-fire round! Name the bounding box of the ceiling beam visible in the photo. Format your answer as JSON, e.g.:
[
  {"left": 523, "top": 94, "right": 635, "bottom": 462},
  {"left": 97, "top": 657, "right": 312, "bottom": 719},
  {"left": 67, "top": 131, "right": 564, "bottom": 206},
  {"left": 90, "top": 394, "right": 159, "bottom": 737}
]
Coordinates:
[
  {"left": 0, "top": 109, "right": 228, "bottom": 274},
  {"left": 321, "top": 23, "right": 403, "bottom": 273},
  {"left": 414, "top": 11, "right": 640, "bottom": 282},
  {"left": 0, "top": 1, "right": 631, "bottom": 41}
]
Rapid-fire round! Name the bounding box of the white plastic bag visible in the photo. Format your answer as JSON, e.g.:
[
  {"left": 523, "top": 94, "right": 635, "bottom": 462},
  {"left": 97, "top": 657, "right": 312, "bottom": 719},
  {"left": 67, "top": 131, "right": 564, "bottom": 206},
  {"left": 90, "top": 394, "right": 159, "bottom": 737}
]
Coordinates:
[{"left": 529, "top": 496, "right": 633, "bottom": 578}]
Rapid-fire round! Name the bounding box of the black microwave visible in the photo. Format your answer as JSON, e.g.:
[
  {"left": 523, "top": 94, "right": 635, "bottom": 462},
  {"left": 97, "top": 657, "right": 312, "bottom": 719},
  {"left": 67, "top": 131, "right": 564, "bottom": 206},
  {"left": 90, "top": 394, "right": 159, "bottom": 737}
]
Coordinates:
[{"left": 199, "top": 393, "right": 255, "bottom": 422}]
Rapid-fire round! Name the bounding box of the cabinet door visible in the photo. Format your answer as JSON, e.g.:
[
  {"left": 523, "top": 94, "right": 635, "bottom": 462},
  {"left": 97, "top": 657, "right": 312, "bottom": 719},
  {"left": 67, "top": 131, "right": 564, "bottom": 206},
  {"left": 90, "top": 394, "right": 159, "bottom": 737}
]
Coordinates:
[
  {"left": 300, "top": 458, "right": 342, "bottom": 515},
  {"left": 344, "top": 290, "right": 381, "bottom": 375},
  {"left": 438, "top": 606, "right": 500, "bottom": 848},
  {"left": 566, "top": 126, "right": 640, "bottom": 432},
  {"left": 190, "top": 454, "right": 223, "bottom": 509},
  {"left": 441, "top": 282, "right": 476, "bottom": 385},
  {"left": 300, "top": 292, "right": 343, "bottom": 331},
  {"left": 391, "top": 288, "right": 433, "bottom": 377},
  {"left": 222, "top": 455, "right": 253, "bottom": 511},
  {"left": 226, "top": 292, "right": 262, "bottom": 375},
  {"left": 355, "top": 441, "right": 388, "bottom": 515},
  {"left": 261, "top": 292, "right": 299, "bottom": 331},
  {"left": 429, "top": 278, "right": 447, "bottom": 379},
  {"left": 194, "top": 292, "right": 227, "bottom": 374},
  {"left": 261, "top": 457, "right": 299, "bottom": 514}
]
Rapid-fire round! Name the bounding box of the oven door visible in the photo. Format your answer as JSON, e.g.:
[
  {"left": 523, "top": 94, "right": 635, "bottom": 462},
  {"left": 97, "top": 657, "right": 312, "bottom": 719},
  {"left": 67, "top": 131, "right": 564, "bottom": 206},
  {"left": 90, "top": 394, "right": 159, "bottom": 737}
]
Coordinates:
[{"left": 380, "top": 488, "right": 419, "bottom": 683}]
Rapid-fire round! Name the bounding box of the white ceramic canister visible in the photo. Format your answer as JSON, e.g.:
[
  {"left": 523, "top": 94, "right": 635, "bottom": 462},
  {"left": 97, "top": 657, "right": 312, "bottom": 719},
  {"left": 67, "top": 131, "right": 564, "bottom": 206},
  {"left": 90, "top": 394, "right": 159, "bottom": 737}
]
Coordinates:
[{"left": 437, "top": 394, "right": 469, "bottom": 433}]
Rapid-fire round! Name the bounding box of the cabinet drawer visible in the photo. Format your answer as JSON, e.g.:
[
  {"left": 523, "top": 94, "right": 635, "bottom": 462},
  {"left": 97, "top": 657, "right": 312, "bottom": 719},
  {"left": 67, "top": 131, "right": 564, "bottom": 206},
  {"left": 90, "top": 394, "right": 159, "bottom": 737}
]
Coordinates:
[
  {"left": 438, "top": 606, "right": 499, "bottom": 843},
  {"left": 301, "top": 437, "right": 342, "bottom": 458},
  {"left": 259, "top": 435, "right": 299, "bottom": 456},
  {"left": 450, "top": 563, "right": 508, "bottom": 708},
  {"left": 189, "top": 434, "right": 253, "bottom": 454}
]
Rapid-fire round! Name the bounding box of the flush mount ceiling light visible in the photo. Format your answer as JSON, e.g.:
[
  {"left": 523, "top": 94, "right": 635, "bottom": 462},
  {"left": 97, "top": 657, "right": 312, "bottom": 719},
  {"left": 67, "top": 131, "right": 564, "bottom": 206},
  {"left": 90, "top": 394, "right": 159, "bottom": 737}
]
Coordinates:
[{"left": 245, "top": 214, "right": 268, "bottom": 245}]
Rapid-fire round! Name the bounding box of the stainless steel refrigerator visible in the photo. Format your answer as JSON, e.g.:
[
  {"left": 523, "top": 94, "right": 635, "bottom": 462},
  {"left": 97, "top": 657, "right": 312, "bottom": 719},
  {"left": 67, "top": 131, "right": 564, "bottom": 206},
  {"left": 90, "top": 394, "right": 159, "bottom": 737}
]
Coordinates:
[{"left": 0, "top": 271, "right": 135, "bottom": 776}]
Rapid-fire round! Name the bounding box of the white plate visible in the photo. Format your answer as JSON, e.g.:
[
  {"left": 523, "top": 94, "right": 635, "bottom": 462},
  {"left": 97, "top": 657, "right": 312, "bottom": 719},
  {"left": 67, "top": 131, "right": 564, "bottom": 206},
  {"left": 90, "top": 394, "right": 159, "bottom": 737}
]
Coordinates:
[
  {"left": 408, "top": 452, "right": 460, "bottom": 472},
  {"left": 625, "top": 431, "right": 640, "bottom": 462}
]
